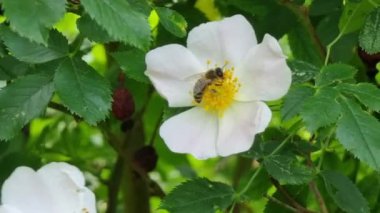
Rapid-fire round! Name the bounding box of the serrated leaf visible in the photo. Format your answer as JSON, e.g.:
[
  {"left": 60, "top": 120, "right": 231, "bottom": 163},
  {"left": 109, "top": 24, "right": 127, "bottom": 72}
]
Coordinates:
[
  {"left": 156, "top": 7, "right": 187, "bottom": 38},
  {"left": 281, "top": 85, "right": 315, "bottom": 121},
  {"left": 300, "top": 87, "right": 341, "bottom": 132},
  {"left": 0, "top": 26, "right": 68, "bottom": 64},
  {"left": 286, "top": 60, "right": 320, "bottom": 83},
  {"left": 127, "top": 0, "right": 151, "bottom": 16},
  {"left": 338, "top": 83, "right": 380, "bottom": 111},
  {"left": 111, "top": 50, "right": 149, "bottom": 83},
  {"left": 336, "top": 98, "right": 380, "bottom": 171},
  {"left": 81, "top": 0, "right": 151, "bottom": 50},
  {"left": 2, "top": 0, "right": 66, "bottom": 44},
  {"left": 316, "top": 63, "right": 357, "bottom": 87},
  {"left": 77, "top": 15, "right": 113, "bottom": 43},
  {"left": 0, "top": 73, "right": 54, "bottom": 140},
  {"left": 0, "top": 56, "right": 29, "bottom": 80},
  {"left": 263, "top": 154, "right": 313, "bottom": 185},
  {"left": 160, "top": 178, "right": 234, "bottom": 213},
  {"left": 54, "top": 58, "right": 112, "bottom": 124},
  {"left": 359, "top": 8, "right": 380, "bottom": 54},
  {"left": 321, "top": 170, "right": 369, "bottom": 213},
  {"left": 339, "top": 0, "right": 375, "bottom": 35}
]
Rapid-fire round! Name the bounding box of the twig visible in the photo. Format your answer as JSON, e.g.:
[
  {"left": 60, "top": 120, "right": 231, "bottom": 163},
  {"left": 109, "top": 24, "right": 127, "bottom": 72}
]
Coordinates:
[
  {"left": 148, "top": 111, "right": 163, "bottom": 146},
  {"left": 309, "top": 181, "right": 329, "bottom": 213},
  {"left": 264, "top": 194, "right": 298, "bottom": 212},
  {"left": 306, "top": 154, "right": 329, "bottom": 213},
  {"left": 270, "top": 178, "right": 316, "bottom": 213}
]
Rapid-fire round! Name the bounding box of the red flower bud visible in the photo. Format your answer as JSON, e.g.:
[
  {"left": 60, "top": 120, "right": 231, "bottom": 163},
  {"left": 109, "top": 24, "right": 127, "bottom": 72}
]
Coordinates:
[
  {"left": 133, "top": 146, "right": 158, "bottom": 173},
  {"left": 112, "top": 88, "right": 135, "bottom": 120}
]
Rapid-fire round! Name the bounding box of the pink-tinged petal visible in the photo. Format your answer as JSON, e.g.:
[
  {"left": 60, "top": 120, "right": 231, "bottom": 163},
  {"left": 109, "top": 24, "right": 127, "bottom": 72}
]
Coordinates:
[
  {"left": 235, "top": 34, "right": 292, "bottom": 101},
  {"left": 187, "top": 14, "right": 257, "bottom": 67},
  {"left": 1, "top": 167, "right": 54, "bottom": 213},
  {"left": 37, "top": 162, "right": 94, "bottom": 213},
  {"left": 216, "top": 101, "right": 271, "bottom": 156},
  {"left": 160, "top": 107, "right": 218, "bottom": 159},
  {"left": 0, "top": 205, "right": 22, "bottom": 213},
  {"left": 145, "top": 44, "right": 204, "bottom": 107}
]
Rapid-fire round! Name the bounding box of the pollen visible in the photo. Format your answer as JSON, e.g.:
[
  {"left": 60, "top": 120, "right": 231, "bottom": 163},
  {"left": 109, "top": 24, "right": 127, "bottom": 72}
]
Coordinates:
[{"left": 201, "top": 69, "right": 240, "bottom": 115}]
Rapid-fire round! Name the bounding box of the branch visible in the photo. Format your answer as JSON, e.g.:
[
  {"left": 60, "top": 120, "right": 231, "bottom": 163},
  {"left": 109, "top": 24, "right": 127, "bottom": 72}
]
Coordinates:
[
  {"left": 264, "top": 194, "right": 298, "bottom": 212},
  {"left": 270, "top": 178, "right": 316, "bottom": 213},
  {"left": 106, "top": 156, "right": 124, "bottom": 213}
]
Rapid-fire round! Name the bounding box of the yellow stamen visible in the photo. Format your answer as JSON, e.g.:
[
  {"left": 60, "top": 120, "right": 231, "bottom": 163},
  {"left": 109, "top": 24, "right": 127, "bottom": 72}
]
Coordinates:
[{"left": 200, "top": 69, "right": 240, "bottom": 115}]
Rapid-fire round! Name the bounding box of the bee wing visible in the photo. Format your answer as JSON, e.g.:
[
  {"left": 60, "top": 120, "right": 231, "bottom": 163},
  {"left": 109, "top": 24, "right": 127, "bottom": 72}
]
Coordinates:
[{"left": 184, "top": 73, "right": 204, "bottom": 81}]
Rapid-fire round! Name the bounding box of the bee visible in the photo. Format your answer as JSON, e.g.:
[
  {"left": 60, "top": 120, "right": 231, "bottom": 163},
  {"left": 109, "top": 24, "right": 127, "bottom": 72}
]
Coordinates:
[{"left": 193, "top": 67, "right": 224, "bottom": 103}]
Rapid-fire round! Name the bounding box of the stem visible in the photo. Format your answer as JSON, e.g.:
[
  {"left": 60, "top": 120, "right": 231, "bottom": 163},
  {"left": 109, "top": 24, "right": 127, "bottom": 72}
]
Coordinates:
[
  {"left": 236, "top": 135, "right": 293, "bottom": 197},
  {"left": 237, "top": 166, "right": 263, "bottom": 197},
  {"left": 324, "top": 2, "right": 367, "bottom": 65},
  {"left": 148, "top": 111, "right": 163, "bottom": 146},
  {"left": 264, "top": 194, "right": 298, "bottom": 212},
  {"left": 306, "top": 150, "right": 329, "bottom": 213},
  {"left": 309, "top": 181, "right": 329, "bottom": 213},
  {"left": 324, "top": 34, "right": 343, "bottom": 65},
  {"left": 317, "top": 128, "right": 335, "bottom": 171},
  {"left": 106, "top": 156, "right": 124, "bottom": 213},
  {"left": 270, "top": 178, "right": 316, "bottom": 213}
]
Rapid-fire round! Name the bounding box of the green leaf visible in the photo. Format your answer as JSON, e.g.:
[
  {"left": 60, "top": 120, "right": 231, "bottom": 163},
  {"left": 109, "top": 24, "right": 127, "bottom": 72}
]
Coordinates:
[
  {"left": 359, "top": 8, "right": 380, "bottom": 54},
  {"left": 300, "top": 87, "right": 341, "bottom": 132},
  {"left": 338, "top": 83, "right": 380, "bottom": 111},
  {"left": 160, "top": 178, "right": 234, "bottom": 213},
  {"left": 316, "top": 63, "right": 357, "bottom": 87},
  {"left": 81, "top": 0, "right": 151, "bottom": 50},
  {"left": 0, "top": 56, "right": 29, "bottom": 80},
  {"left": 2, "top": 0, "right": 66, "bottom": 44},
  {"left": 339, "top": 0, "right": 376, "bottom": 35},
  {"left": 0, "top": 73, "right": 54, "bottom": 140},
  {"left": 263, "top": 154, "right": 313, "bottom": 185},
  {"left": 76, "top": 15, "right": 113, "bottom": 43},
  {"left": 0, "top": 27, "right": 68, "bottom": 64},
  {"left": 54, "top": 58, "right": 112, "bottom": 124},
  {"left": 156, "top": 7, "right": 188, "bottom": 38},
  {"left": 309, "top": 0, "right": 342, "bottom": 16},
  {"left": 281, "top": 85, "right": 315, "bottom": 121},
  {"left": 336, "top": 98, "right": 380, "bottom": 171},
  {"left": 111, "top": 50, "right": 149, "bottom": 83},
  {"left": 286, "top": 60, "right": 320, "bottom": 83},
  {"left": 321, "top": 170, "right": 370, "bottom": 213}
]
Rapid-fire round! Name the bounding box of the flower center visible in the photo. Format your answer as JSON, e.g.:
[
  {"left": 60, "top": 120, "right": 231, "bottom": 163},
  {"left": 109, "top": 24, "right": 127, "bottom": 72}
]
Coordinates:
[{"left": 197, "top": 68, "right": 240, "bottom": 115}]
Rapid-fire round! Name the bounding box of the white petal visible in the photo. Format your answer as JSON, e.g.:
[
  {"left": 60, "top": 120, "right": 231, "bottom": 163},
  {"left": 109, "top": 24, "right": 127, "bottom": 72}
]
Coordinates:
[
  {"left": 78, "top": 188, "right": 97, "bottom": 213},
  {"left": 145, "top": 44, "right": 204, "bottom": 107},
  {"left": 159, "top": 107, "right": 218, "bottom": 159},
  {"left": 235, "top": 34, "right": 292, "bottom": 101},
  {"left": 216, "top": 101, "right": 271, "bottom": 156},
  {"left": 187, "top": 14, "right": 257, "bottom": 68},
  {"left": 1, "top": 167, "right": 54, "bottom": 213},
  {"left": 0, "top": 205, "right": 22, "bottom": 213},
  {"left": 37, "top": 162, "right": 93, "bottom": 213}
]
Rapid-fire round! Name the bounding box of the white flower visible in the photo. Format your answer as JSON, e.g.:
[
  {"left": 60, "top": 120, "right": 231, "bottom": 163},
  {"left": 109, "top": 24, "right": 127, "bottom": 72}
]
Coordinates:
[
  {"left": 0, "top": 162, "right": 96, "bottom": 213},
  {"left": 145, "top": 15, "right": 291, "bottom": 159}
]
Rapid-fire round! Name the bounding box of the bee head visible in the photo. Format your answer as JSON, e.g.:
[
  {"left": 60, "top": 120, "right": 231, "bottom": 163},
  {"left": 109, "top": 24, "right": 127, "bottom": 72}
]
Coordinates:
[{"left": 215, "top": 67, "right": 223, "bottom": 78}]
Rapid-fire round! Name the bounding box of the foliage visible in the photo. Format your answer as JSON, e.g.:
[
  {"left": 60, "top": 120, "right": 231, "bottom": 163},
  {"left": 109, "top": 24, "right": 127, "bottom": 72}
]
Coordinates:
[{"left": 1, "top": 0, "right": 380, "bottom": 212}]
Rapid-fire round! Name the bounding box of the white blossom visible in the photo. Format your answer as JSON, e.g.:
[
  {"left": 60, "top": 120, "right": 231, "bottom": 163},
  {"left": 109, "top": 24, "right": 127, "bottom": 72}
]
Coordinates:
[
  {"left": 0, "top": 162, "right": 96, "bottom": 213},
  {"left": 145, "top": 15, "right": 292, "bottom": 159}
]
